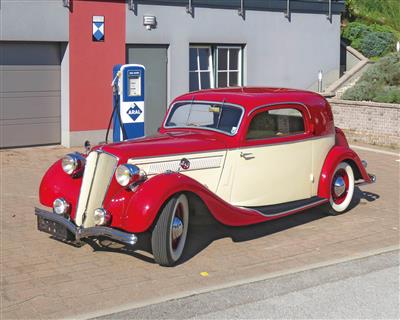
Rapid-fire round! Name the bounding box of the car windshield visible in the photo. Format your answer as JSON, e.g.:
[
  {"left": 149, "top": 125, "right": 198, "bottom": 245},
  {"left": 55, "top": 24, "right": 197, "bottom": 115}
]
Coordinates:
[{"left": 165, "top": 102, "right": 243, "bottom": 135}]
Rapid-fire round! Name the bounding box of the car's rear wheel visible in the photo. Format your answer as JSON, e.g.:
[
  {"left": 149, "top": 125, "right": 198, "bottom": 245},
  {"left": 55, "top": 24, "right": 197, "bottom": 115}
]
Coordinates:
[
  {"left": 327, "top": 162, "right": 355, "bottom": 215},
  {"left": 151, "top": 193, "right": 189, "bottom": 266}
]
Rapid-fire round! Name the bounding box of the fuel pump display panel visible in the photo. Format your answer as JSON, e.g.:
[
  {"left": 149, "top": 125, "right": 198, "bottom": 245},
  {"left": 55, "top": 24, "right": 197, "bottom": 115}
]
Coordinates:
[{"left": 128, "top": 71, "right": 142, "bottom": 97}]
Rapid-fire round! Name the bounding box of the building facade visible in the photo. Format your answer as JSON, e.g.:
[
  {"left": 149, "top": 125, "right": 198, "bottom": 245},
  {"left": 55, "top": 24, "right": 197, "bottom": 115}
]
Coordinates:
[{"left": 0, "top": 0, "right": 344, "bottom": 148}]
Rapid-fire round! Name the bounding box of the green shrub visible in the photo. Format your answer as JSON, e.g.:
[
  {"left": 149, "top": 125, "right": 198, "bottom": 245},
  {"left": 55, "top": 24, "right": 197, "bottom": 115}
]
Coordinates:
[
  {"left": 359, "top": 31, "right": 396, "bottom": 57},
  {"left": 374, "top": 88, "right": 400, "bottom": 104},
  {"left": 342, "top": 52, "right": 400, "bottom": 103},
  {"left": 342, "top": 22, "right": 398, "bottom": 58}
]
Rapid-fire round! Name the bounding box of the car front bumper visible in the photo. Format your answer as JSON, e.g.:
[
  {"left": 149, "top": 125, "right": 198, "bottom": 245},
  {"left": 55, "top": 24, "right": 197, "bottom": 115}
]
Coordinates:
[{"left": 35, "top": 207, "right": 137, "bottom": 246}]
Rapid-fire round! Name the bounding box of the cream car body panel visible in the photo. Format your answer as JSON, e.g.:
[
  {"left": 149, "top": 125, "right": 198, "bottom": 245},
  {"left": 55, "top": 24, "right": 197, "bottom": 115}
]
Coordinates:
[
  {"left": 225, "top": 139, "right": 313, "bottom": 207},
  {"left": 311, "top": 135, "right": 335, "bottom": 194},
  {"left": 129, "top": 150, "right": 227, "bottom": 193}
]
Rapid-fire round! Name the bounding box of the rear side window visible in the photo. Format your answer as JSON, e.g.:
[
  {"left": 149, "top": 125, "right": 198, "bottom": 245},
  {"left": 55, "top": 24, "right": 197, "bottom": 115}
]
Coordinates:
[{"left": 246, "top": 108, "right": 305, "bottom": 140}]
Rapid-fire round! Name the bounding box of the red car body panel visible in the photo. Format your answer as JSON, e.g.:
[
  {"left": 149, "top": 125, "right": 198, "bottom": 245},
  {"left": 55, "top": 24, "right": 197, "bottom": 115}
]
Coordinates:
[{"left": 38, "top": 88, "right": 373, "bottom": 233}]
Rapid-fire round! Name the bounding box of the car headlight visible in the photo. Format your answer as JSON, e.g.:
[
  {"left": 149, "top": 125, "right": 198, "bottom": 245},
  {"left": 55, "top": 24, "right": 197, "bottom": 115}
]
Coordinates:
[
  {"left": 53, "top": 198, "right": 70, "bottom": 215},
  {"left": 61, "top": 153, "right": 85, "bottom": 176},
  {"left": 93, "top": 208, "right": 111, "bottom": 226},
  {"left": 115, "top": 164, "right": 146, "bottom": 187}
]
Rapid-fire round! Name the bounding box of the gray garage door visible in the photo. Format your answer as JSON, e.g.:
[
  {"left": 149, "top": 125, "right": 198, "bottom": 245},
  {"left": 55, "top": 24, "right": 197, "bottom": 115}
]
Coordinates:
[
  {"left": 127, "top": 45, "right": 168, "bottom": 136},
  {"left": 0, "top": 42, "right": 61, "bottom": 148}
]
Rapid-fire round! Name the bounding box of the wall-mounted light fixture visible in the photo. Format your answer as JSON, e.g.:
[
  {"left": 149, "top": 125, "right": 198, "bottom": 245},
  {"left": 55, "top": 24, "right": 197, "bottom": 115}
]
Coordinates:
[
  {"left": 143, "top": 16, "right": 157, "bottom": 30},
  {"left": 62, "top": 0, "right": 70, "bottom": 8}
]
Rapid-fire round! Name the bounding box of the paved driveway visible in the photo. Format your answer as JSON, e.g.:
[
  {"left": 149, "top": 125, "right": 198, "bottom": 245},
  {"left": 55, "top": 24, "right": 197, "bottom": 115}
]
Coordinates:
[{"left": 1, "top": 145, "right": 399, "bottom": 319}]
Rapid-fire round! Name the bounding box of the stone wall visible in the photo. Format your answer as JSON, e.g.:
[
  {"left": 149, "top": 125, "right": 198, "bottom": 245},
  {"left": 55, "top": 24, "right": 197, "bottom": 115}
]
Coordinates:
[{"left": 328, "top": 99, "right": 400, "bottom": 148}]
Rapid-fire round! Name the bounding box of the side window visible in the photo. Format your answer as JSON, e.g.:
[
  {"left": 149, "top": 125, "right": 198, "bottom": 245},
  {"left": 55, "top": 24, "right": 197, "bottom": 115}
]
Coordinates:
[{"left": 246, "top": 108, "right": 305, "bottom": 140}]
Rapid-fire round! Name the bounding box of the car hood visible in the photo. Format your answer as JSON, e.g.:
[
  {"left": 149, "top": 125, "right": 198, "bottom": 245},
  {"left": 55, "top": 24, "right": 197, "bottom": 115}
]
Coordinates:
[{"left": 99, "top": 130, "right": 227, "bottom": 160}]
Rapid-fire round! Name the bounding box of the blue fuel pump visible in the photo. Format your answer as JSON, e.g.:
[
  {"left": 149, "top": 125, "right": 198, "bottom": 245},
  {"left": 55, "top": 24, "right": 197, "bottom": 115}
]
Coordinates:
[{"left": 111, "top": 64, "right": 145, "bottom": 142}]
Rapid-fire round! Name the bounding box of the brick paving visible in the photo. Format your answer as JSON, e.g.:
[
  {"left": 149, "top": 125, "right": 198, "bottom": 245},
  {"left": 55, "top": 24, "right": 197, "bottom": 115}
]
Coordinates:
[{"left": 0, "top": 145, "right": 399, "bottom": 319}]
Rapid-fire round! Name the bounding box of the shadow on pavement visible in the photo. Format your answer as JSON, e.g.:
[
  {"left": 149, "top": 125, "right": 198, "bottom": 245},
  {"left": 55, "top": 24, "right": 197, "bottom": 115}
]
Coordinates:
[{"left": 83, "top": 187, "right": 380, "bottom": 265}]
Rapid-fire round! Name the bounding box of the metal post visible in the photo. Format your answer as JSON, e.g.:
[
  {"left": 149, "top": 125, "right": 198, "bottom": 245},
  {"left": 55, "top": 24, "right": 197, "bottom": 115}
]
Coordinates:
[
  {"left": 396, "top": 41, "right": 400, "bottom": 52},
  {"left": 318, "top": 70, "right": 323, "bottom": 93},
  {"left": 284, "top": 0, "right": 290, "bottom": 19},
  {"left": 186, "top": 0, "right": 193, "bottom": 16},
  {"left": 238, "top": 0, "right": 244, "bottom": 18},
  {"left": 327, "top": 0, "right": 332, "bottom": 21}
]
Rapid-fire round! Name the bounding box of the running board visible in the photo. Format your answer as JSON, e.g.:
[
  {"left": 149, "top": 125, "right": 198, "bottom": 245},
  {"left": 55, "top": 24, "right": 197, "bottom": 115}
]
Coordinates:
[{"left": 244, "top": 196, "right": 328, "bottom": 217}]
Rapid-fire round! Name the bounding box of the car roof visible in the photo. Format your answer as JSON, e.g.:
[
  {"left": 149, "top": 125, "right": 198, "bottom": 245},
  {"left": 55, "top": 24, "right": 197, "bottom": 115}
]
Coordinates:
[{"left": 173, "top": 87, "right": 327, "bottom": 111}]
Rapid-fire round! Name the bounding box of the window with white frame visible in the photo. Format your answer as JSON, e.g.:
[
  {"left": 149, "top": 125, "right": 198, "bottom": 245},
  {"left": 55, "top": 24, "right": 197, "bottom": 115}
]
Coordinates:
[
  {"left": 189, "top": 45, "right": 243, "bottom": 91},
  {"left": 189, "top": 46, "right": 214, "bottom": 91},
  {"left": 216, "top": 46, "right": 242, "bottom": 88}
]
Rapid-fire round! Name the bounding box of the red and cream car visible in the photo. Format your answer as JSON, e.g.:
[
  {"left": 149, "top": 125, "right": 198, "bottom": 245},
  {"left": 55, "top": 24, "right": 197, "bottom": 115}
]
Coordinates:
[{"left": 36, "top": 88, "right": 375, "bottom": 266}]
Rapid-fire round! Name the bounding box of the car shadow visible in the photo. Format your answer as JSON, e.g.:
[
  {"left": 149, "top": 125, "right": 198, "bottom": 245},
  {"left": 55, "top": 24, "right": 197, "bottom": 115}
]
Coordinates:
[{"left": 83, "top": 187, "right": 380, "bottom": 266}]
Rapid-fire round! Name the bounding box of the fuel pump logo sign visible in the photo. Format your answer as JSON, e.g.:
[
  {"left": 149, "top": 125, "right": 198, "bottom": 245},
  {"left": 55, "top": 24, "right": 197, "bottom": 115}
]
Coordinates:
[{"left": 127, "top": 104, "right": 142, "bottom": 122}]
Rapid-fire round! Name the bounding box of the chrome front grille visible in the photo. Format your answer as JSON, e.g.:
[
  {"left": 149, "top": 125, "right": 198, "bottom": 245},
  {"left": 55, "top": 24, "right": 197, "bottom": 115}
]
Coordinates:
[{"left": 75, "top": 151, "right": 118, "bottom": 227}]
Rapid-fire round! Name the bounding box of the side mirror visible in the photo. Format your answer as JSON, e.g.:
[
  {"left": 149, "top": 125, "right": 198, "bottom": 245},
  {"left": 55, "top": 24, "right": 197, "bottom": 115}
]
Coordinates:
[{"left": 157, "top": 127, "right": 161, "bottom": 133}]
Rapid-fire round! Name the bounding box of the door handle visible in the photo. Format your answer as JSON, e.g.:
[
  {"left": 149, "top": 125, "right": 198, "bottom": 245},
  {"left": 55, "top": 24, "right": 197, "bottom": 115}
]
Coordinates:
[{"left": 240, "top": 152, "right": 254, "bottom": 160}]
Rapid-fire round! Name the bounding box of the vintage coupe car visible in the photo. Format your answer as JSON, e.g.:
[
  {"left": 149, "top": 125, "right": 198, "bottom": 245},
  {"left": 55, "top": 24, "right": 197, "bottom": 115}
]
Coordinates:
[{"left": 36, "top": 87, "right": 375, "bottom": 266}]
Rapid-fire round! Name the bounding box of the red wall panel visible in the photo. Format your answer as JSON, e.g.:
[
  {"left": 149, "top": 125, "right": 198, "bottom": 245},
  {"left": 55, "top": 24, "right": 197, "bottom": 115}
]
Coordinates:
[{"left": 69, "top": 0, "right": 125, "bottom": 131}]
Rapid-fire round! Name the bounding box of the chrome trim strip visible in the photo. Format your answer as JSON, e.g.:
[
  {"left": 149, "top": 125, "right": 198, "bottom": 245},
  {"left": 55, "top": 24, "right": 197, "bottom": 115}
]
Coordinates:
[
  {"left": 129, "top": 150, "right": 226, "bottom": 162},
  {"left": 243, "top": 198, "right": 328, "bottom": 218},
  {"left": 163, "top": 100, "right": 246, "bottom": 137},
  {"left": 35, "top": 208, "right": 137, "bottom": 246}
]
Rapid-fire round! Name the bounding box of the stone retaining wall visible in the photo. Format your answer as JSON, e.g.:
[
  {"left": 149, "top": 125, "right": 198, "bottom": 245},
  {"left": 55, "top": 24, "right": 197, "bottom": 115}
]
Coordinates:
[{"left": 328, "top": 99, "right": 400, "bottom": 148}]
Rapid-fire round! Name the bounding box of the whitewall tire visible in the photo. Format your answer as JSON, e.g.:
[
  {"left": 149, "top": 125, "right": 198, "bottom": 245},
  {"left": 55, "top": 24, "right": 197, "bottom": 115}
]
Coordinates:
[
  {"left": 151, "top": 193, "right": 189, "bottom": 266},
  {"left": 328, "top": 162, "right": 355, "bottom": 215}
]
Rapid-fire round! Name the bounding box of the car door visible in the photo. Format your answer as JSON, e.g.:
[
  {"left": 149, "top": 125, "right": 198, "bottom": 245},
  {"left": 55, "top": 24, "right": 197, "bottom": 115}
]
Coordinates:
[{"left": 227, "top": 104, "right": 314, "bottom": 207}]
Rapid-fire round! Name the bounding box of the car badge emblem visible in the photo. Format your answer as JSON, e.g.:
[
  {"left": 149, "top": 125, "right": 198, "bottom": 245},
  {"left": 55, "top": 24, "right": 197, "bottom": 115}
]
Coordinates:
[{"left": 180, "top": 158, "right": 190, "bottom": 170}]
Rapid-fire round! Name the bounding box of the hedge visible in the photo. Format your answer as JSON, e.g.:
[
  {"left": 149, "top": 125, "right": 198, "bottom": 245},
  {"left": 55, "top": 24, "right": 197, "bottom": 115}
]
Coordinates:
[{"left": 342, "top": 52, "right": 400, "bottom": 103}]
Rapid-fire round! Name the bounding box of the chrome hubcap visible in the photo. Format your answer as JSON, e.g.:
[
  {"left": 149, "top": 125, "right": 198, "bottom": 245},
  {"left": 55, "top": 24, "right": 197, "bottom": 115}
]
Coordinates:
[
  {"left": 171, "top": 216, "right": 184, "bottom": 242},
  {"left": 334, "top": 176, "right": 346, "bottom": 197}
]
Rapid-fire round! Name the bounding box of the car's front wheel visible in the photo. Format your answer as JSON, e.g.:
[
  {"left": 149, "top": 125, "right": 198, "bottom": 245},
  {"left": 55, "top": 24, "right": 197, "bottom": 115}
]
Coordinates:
[
  {"left": 151, "top": 193, "right": 189, "bottom": 266},
  {"left": 327, "top": 162, "right": 355, "bottom": 215}
]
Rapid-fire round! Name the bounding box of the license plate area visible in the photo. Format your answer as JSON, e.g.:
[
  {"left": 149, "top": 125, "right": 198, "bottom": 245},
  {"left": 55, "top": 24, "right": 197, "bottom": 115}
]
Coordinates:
[{"left": 37, "top": 216, "right": 75, "bottom": 241}]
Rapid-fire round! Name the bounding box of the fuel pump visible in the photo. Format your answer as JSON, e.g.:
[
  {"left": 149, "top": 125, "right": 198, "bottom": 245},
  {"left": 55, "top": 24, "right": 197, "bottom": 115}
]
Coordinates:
[{"left": 109, "top": 64, "right": 145, "bottom": 142}]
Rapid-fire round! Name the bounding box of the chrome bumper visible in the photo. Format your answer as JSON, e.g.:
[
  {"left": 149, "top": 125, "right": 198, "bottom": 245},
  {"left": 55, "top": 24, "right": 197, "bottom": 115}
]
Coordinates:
[
  {"left": 355, "top": 173, "right": 376, "bottom": 187},
  {"left": 35, "top": 207, "right": 137, "bottom": 246}
]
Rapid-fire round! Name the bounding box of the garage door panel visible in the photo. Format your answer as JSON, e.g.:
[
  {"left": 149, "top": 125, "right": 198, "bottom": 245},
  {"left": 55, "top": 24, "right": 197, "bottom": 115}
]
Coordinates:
[
  {"left": 1, "top": 121, "right": 61, "bottom": 148},
  {"left": 0, "top": 42, "right": 61, "bottom": 148},
  {"left": 1, "top": 95, "right": 61, "bottom": 120},
  {"left": 1, "top": 66, "right": 61, "bottom": 93}
]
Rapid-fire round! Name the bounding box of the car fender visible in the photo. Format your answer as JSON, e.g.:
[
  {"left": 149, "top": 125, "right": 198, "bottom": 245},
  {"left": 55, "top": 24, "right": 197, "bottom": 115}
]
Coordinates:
[
  {"left": 106, "top": 172, "right": 271, "bottom": 233},
  {"left": 39, "top": 160, "right": 82, "bottom": 216},
  {"left": 318, "top": 145, "right": 371, "bottom": 199}
]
